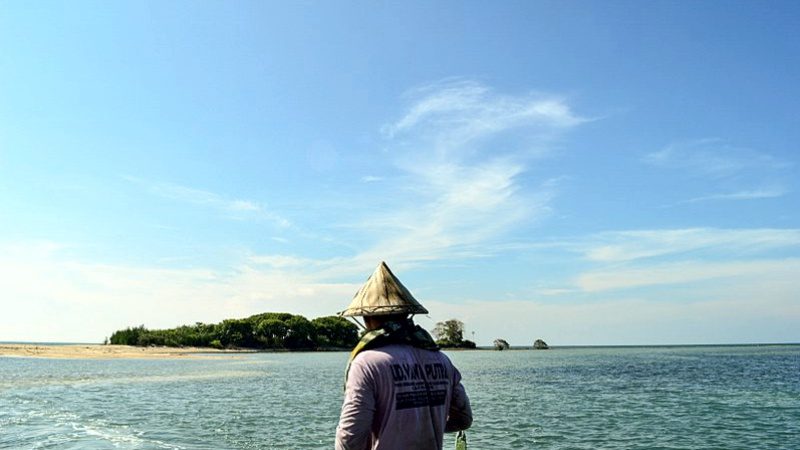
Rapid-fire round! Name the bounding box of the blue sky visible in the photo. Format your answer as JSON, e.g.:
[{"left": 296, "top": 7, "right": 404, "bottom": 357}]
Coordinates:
[{"left": 1, "top": 1, "right": 798, "bottom": 344}]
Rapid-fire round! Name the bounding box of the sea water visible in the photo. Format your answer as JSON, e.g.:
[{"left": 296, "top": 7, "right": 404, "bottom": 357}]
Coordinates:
[{"left": 1, "top": 345, "right": 797, "bottom": 449}]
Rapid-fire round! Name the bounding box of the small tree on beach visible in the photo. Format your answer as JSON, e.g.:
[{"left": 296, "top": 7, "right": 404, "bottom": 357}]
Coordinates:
[
  {"left": 433, "top": 319, "right": 475, "bottom": 348},
  {"left": 434, "top": 319, "right": 465, "bottom": 345}
]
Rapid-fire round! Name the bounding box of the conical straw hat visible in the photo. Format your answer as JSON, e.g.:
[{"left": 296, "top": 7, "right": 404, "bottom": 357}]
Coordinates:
[{"left": 339, "top": 261, "right": 429, "bottom": 317}]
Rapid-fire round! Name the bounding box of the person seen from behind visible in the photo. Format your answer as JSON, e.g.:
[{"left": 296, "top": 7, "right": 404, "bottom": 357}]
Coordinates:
[{"left": 335, "top": 262, "right": 472, "bottom": 450}]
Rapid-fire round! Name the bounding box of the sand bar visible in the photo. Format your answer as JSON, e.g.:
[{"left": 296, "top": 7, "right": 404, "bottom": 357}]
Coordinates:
[{"left": 0, "top": 344, "right": 254, "bottom": 359}]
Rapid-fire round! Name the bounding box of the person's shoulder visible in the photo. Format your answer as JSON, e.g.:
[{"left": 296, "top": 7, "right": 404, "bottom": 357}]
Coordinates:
[
  {"left": 352, "top": 345, "right": 402, "bottom": 366},
  {"left": 436, "top": 350, "right": 458, "bottom": 368}
]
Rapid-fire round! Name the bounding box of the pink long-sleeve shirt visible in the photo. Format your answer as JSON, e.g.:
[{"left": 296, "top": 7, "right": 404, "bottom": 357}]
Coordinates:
[{"left": 335, "top": 344, "right": 472, "bottom": 450}]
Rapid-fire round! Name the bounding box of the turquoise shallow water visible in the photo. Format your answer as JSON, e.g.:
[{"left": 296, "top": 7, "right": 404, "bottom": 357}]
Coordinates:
[{"left": 1, "top": 345, "right": 798, "bottom": 449}]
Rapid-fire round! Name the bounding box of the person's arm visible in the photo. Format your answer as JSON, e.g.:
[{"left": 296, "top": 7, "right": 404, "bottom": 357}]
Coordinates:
[
  {"left": 336, "top": 358, "right": 376, "bottom": 450},
  {"left": 445, "top": 368, "right": 472, "bottom": 432}
]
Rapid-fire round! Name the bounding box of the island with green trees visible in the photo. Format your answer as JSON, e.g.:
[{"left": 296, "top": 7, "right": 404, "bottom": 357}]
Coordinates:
[
  {"left": 109, "top": 312, "right": 359, "bottom": 350},
  {"left": 110, "top": 314, "right": 544, "bottom": 352}
]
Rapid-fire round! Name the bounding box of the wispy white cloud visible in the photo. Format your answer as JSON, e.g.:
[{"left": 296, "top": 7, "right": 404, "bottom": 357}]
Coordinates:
[
  {"left": 247, "top": 254, "right": 315, "bottom": 269},
  {"left": 385, "top": 80, "right": 586, "bottom": 140},
  {"left": 123, "top": 176, "right": 290, "bottom": 227},
  {"left": 643, "top": 138, "right": 788, "bottom": 178},
  {"left": 556, "top": 228, "right": 800, "bottom": 303},
  {"left": 337, "top": 80, "right": 585, "bottom": 271},
  {"left": 381, "top": 80, "right": 588, "bottom": 173},
  {"left": 229, "top": 200, "right": 262, "bottom": 211},
  {"left": 534, "top": 288, "right": 578, "bottom": 296},
  {"left": 644, "top": 138, "right": 792, "bottom": 204},
  {"left": 577, "top": 258, "right": 800, "bottom": 292},
  {"left": 583, "top": 228, "right": 800, "bottom": 262},
  {"left": 683, "top": 187, "right": 788, "bottom": 203}
]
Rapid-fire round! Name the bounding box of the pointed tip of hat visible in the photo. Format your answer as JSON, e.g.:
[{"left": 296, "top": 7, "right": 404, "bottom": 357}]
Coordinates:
[{"left": 338, "top": 261, "right": 429, "bottom": 317}]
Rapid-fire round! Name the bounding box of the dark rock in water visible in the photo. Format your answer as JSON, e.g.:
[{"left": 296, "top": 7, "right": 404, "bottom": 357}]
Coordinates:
[
  {"left": 533, "top": 339, "right": 549, "bottom": 350},
  {"left": 493, "top": 339, "right": 510, "bottom": 351}
]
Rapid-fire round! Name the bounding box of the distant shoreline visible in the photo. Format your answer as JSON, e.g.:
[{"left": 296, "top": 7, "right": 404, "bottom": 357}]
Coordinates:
[{"left": 1, "top": 342, "right": 797, "bottom": 360}]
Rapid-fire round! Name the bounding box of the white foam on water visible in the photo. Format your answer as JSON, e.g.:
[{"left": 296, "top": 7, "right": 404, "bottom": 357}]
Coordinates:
[
  {"left": 72, "top": 421, "right": 186, "bottom": 449},
  {"left": 5, "top": 407, "right": 187, "bottom": 450},
  {"left": 51, "top": 411, "right": 186, "bottom": 450}
]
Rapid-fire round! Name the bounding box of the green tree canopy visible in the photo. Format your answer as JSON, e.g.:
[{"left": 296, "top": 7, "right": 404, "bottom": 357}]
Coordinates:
[
  {"left": 255, "top": 318, "right": 288, "bottom": 347},
  {"left": 109, "top": 312, "right": 359, "bottom": 350},
  {"left": 312, "top": 316, "right": 359, "bottom": 348}
]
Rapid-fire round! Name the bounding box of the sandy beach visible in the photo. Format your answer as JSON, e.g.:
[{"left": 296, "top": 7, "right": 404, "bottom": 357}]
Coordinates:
[{"left": 0, "top": 344, "right": 252, "bottom": 359}]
